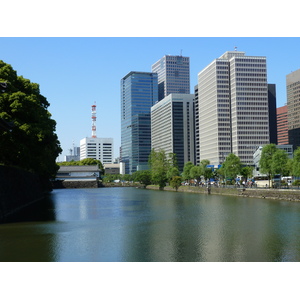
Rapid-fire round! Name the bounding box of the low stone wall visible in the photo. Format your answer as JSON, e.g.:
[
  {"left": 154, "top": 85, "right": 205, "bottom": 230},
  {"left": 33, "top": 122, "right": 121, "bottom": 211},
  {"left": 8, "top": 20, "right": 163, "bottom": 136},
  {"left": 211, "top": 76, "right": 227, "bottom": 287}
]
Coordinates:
[
  {"left": 146, "top": 185, "right": 300, "bottom": 202},
  {"left": 0, "top": 165, "right": 48, "bottom": 221}
]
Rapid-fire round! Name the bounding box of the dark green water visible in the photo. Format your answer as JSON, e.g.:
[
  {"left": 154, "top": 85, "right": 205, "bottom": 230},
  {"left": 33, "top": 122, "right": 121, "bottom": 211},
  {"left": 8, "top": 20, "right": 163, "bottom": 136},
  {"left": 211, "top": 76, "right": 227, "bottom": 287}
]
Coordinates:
[{"left": 1, "top": 187, "right": 300, "bottom": 262}]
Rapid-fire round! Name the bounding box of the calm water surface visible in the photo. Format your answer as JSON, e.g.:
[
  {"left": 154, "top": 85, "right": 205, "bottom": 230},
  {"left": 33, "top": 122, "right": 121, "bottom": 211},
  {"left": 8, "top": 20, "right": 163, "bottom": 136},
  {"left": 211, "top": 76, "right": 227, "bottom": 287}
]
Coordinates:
[{"left": 1, "top": 187, "right": 300, "bottom": 262}]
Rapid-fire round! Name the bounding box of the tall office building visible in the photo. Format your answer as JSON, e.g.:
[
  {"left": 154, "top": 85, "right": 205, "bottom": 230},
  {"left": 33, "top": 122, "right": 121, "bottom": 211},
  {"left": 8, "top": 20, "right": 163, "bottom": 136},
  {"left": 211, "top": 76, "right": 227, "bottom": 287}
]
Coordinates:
[
  {"left": 80, "top": 137, "right": 114, "bottom": 163},
  {"left": 152, "top": 55, "right": 190, "bottom": 101},
  {"left": 120, "top": 71, "right": 158, "bottom": 174},
  {"left": 287, "top": 69, "right": 300, "bottom": 150},
  {"left": 197, "top": 51, "right": 270, "bottom": 165},
  {"left": 268, "top": 84, "right": 278, "bottom": 144},
  {"left": 194, "top": 84, "right": 200, "bottom": 165},
  {"left": 151, "top": 93, "right": 195, "bottom": 171},
  {"left": 277, "top": 105, "right": 288, "bottom": 145}
]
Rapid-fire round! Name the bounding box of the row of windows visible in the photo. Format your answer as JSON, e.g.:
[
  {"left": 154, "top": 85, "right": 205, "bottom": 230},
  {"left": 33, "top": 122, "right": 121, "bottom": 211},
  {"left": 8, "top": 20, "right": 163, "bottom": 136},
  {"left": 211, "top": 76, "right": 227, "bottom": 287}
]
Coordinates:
[
  {"left": 237, "top": 106, "right": 268, "bottom": 111},
  {"left": 235, "top": 63, "right": 266, "bottom": 68},
  {"left": 235, "top": 68, "right": 266, "bottom": 73},
  {"left": 236, "top": 74, "right": 266, "bottom": 82},
  {"left": 237, "top": 111, "right": 268, "bottom": 115},
  {"left": 234, "top": 58, "right": 266, "bottom": 63},
  {"left": 236, "top": 102, "right": 268, "bottom": 106},
  {"left": 237, "top": 136, "right": 269, "bottom": 140}
]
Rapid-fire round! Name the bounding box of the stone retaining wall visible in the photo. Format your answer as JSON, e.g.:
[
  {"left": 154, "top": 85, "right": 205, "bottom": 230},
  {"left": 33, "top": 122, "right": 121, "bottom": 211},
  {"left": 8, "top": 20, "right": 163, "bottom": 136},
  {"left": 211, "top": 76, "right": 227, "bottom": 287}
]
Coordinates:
[{"left": 146, "top": 185, "right": 300, "bottom": 202}]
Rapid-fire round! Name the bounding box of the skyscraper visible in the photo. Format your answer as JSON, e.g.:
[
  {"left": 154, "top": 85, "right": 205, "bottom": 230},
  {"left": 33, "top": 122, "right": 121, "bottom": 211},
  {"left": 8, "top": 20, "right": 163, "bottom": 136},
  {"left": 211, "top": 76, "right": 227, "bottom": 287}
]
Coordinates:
[
  {"left": 151, "top": 93, "right": 195, "bottom": 171},
  {"left": 277, "top": 105, "right": 288, "bottom": 145},
  {"left": 120, "top": 71, "right": 158, "bottom": 174},
  {"left": 197, "top": 51, "right": 270, "bottom": 165},
  {"left": 287, "top": 69, "right": 300, "bottom": 150},
  {"left": 152, "top": 55, "right": 190, "bottom": 101},
  {"left": 268, "top": 84, "right": 278, "bottom": 145}
]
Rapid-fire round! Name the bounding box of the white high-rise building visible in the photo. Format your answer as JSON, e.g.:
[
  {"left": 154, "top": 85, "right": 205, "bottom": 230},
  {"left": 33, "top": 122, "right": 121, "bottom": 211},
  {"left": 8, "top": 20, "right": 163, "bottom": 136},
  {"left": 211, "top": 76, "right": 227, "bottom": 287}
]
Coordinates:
[
  {"left": 197, "top": 51, "right": 270, "bottom": 165},
  {"left": 151, "top": 93, "right": 195, "bottom": 171},
  {"left": 80, "top": 137, "right": 114, "bottom": 164}
]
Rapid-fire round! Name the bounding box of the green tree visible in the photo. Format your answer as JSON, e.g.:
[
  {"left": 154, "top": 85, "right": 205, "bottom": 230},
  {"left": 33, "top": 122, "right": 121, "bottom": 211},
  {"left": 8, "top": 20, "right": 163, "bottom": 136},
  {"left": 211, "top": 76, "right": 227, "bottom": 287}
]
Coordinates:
[
  {"left": 259, "top": 144, "right": 278, "bottom": 186},
  {"left": 170, "top": 176, "right": 182, "bottom": 191},
  {"left": 0, "top": 60, "right": 62, "bottom": 179},
  {"left": 148, "top": 149, "right": 170, "bottom": 189},
  {"left": 122, "top": 174, "right": 133, "bottom": 182},
  {"left": 133, "top": 170, "right": 152, "bottom": 186},
  {"left": 240, "top": 165, "right": 254, "bottom": 182},
  {"left": 189, "top": 165, "right": 202, "bottom": 185},
  {"left": 182, "top": 161, "right": 194, "bottom": 182},
  {"left": 167, "top": 166, "right": 180, "bottom": 181},
  {"left": 271, "top": 149, "right": 289, "bottom": 186},
  {"left": 79, "top": 158, "right": 104, "bottom": 174},
  {"left": 200, "top": 159, "right": 213, "bottom": 180},
  {"left": 292, "top": 147, "right": 300, "bottom": 177},
  {"left": 220, "top": 153, "right": 241, "bottom": 183}
]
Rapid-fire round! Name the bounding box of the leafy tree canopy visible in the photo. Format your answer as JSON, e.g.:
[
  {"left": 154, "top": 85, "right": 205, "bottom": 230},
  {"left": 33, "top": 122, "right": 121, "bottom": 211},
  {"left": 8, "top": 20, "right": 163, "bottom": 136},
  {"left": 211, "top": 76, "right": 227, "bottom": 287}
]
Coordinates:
[
  {"left": 199, "top": 159, "right": 213, "bottom": 180},
  {"left": 170, "top": 176, "right": 182, "bottom": 191},
  {"left": 292, "top": 147, "right": 300, "bottom": 177},
  {"left": 182, "top": 161, "right": 194, "bottom": 181},
  {"left": 220, "top": 153, "right": 241, "bottom": 180},
  {"left": 271, "top": 149, "right": 289, "bottom": 177},
  {"left": 133, "top": 170, "right": 152, "bottom": 186},
  {"left": 0, "top": 60, "right": 62, "bottom": 178},
  {"left": 259, "top": 144, "right": 278, "bottom": 185}
]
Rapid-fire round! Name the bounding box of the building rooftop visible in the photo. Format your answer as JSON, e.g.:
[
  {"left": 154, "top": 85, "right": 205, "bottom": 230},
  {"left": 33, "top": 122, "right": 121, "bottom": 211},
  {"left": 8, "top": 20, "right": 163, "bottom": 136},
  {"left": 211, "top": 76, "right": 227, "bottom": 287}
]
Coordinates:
[{"left": 58, "top": 165, "right": 100, "bottom": 172}]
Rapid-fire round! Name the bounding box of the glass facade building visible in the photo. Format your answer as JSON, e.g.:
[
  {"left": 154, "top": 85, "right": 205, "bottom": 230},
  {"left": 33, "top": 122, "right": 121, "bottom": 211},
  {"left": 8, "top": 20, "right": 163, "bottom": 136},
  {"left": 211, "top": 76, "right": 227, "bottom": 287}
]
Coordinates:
[
  {"left": 152, "top": 55, "right": 190, "bottom": 101},
  {"left": 120, "top": 71, "right": 158, "bottom": 174}
]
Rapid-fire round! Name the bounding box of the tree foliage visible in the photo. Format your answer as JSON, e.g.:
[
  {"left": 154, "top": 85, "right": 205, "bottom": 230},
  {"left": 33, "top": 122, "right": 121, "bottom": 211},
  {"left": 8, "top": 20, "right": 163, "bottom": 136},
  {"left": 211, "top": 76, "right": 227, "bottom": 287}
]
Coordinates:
[
  {"left": 148, "top": 149, "right": 170, "bottom": 189},
  {"left": 190, "top": 165, "right": 201, "bottom": 185},
  {"left": 182, "top": 161, "right": 194, "bottom": 181},
  {"left": 240, "top": 166, "right": 254, "bottom": 181},
  {"left": 170, "top": 176, "right": 182, "bottom": 191},
  {"left": 292, "top": 147, "right": 300, "bottom": 177},
  {"left": 199, "top": 159, "right": 213, "bottom": 180},
  {"left": 259, "top": 144, "right": 278, "bottom": 185},
  {"left": 133, "top": 170, "right": 152, "bottom": 186},
  {"left": 271, "top": 149, "right": 289, "bottom": 177},
  {"left": 0, "top": 60, "right": 62, "bottom": 178},
  {"left": 220, "top": 153, "right": 241, "bottom": 181}
]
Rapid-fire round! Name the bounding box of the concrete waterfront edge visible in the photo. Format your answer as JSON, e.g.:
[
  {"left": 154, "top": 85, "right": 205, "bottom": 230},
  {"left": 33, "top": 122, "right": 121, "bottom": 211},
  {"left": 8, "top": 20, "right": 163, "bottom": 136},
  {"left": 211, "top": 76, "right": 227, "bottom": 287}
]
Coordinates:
[{"left": 145, "top": 185, "right": 300, "bottom": 202}]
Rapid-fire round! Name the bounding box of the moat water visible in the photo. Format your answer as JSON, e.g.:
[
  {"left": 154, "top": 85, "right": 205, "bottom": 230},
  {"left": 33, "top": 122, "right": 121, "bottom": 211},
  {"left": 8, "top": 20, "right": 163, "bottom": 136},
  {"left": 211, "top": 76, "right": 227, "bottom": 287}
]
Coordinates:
[{"left": 1, "top": 187, "right": 300, "bottom": 262}]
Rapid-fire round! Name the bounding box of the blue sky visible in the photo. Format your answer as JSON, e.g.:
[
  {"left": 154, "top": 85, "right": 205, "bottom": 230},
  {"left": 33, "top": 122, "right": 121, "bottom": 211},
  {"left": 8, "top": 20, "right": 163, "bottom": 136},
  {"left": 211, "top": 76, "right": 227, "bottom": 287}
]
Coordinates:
[{"left": 1, "top": 37, "right": 300, "bottom": 160}]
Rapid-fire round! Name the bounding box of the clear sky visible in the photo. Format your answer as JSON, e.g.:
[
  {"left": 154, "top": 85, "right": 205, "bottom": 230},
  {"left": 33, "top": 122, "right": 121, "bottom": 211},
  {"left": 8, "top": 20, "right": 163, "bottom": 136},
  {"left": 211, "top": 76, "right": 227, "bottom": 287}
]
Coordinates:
[
  {"left": 0, "top": 37, "right": 299, "bottom": 159},
  {"left": 1, "top": 37, "right": 300, "bottom": 160}
]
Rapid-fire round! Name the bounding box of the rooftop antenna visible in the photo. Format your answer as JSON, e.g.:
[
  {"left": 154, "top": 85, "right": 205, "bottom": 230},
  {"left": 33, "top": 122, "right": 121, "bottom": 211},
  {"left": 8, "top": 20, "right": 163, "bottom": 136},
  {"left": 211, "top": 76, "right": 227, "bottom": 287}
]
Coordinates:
[
  {"left": 180, "top": 49, "right": 183, "bottom": 56},
  {"left": 91, "top": 102, "right": 97, "bottom": 138},
  {"left": 234, "top": 46, "right": 237, "bottom": 51}
]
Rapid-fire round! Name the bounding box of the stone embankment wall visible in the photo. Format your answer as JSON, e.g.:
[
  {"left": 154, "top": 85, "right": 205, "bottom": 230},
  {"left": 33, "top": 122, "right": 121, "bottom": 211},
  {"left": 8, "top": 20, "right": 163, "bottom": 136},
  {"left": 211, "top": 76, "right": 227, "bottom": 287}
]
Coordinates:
[
  {"left": 0, "top": 165, "right": 48, "bottom": 221},
  {"left": 146, "top": 185, "right": 300, "bottom": 202}
]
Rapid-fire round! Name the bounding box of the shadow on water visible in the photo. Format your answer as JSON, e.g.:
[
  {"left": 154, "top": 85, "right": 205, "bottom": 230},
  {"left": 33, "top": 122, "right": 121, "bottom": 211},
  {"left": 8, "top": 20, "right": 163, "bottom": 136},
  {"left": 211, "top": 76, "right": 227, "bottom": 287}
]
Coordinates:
[{"left": 2, "top": 193, "right": 56, "bottom": 224}]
